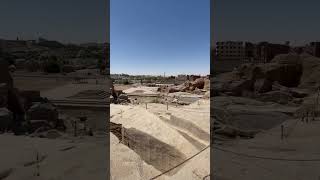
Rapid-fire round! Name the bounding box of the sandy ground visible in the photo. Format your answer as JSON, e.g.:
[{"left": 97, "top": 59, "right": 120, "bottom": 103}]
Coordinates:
[
  {"left": 0, "top": 134, "right": 108, "bottom": 180},
  {"left": 213, "top": 118, "right": 320, "bottom": 180},
  {"left": 110, "top": 99, "right": 210, "bottom": 179},
  {"left": 13, "top": 77, "right": 70, "bottom": 92},
  {"left": 110, "top": 133, "right": 163, "bottom": 180},
  {"left": 59, "top": 109, "right": 107, "bottom": 132},
  {"left": 212, "top": 96, "right": 320, "bottom": 180},
  {"left": 123, "top": 86, "right": 159, "bottom": 95},
  {"left": 113, "top": 84, "right": 134, "bottom": 91}
]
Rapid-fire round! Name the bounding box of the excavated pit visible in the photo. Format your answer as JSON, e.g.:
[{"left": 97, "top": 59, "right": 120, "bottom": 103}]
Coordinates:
[{"left": 110, "top": 122, "right": 187, "bottom": 176}]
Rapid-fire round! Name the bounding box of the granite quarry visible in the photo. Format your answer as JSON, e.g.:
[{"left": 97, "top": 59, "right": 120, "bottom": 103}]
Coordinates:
[
  {"left": 212, "top": 53, "right": 320, "bottom": 180},
  {"left": 110, "top": 76, "right": 210, "bottom": 179}
]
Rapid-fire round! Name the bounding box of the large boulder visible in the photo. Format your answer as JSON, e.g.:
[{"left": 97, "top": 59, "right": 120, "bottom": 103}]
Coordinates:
[
  {"left": 168, "top": 87, "right": 180, "bottom": 93},
  {"left": 254, "top": 78, "right": 273, "bottom": 93},
  {"left": 299, "top": 56, "right": 320, "bottom": 89},
  {"left": 238, "top": 58, "right": 302, "bottom": 87},
  {"left": 225, "top": 79, "right": 254, "bottom": 96},
  {"left": 27, "top": 102, "right": 58, "bottom": 127},
  {"left": 212, "top": 107, "right": 232, "bottom": 125},
  {"left": 271, "top": 53, "right": 301, "bottom": 64},
  {"left": 257, "top": 91, "right": 293, "bottom": 104},
  {"left": 191, "top": 78, "right": 205, "bottom": 89},
  {"left": 272, "top": 82, "right": 309, "bottom": 98},
  {"left": 211, "top": 80, "right": 225, "bottom": 96},
  {"left": 262, "top": 63, "right": 302, "bottom": 87},
  {"left": 118, "top": 94, "right": 128, "bottom": 100},
  {"left": 237, "top": 63, "right": 264, "bottom": 80},
  {"left": 272, "top": 81, "right": 290, "bottom": 91},
  {"left": 289, "top": 88, "right": 309, "bottom": 98}
]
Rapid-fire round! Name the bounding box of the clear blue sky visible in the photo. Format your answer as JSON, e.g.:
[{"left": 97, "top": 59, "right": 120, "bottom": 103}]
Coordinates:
[
  {"left": 0, "top": 0, "right": 108, "bottom": 44},
  {"left": 213, "top": 0, "right": 320, "bottom": 46},
  {"left": 111, "top": 0, "right": 210, "bottom": 75}
]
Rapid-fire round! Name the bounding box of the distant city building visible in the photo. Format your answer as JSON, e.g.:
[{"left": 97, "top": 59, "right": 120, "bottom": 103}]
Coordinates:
[
  {"left": 212, "top": 41, "right": 291, "bottom": 74},
  {"left": 176, "top": 75, "right": 188, "bottom": 81},
  {"left": 215, "top": 41, "right": 245, "bottom": 61},
  {"left": 255, "top": 42, "right": 290, "bottom": 63}
]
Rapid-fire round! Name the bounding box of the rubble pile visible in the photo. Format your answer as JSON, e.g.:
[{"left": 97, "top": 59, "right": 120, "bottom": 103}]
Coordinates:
[
  {"left": 165, "top": 77, "right": 210, "bottom": 94},
  {"left": 212, "top": 54, "right": 320, "bottom": 102},
  {"left": 26, "top": 101, "right": 67, "bottom": 134},
  {"left": 110, "top": 90, "right": 130, "bottom": 104}
]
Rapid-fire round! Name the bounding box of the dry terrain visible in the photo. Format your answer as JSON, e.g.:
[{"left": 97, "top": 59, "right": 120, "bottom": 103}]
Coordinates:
[
  {"left": 110, "top": 98, "right": 210, "bottom": 180},
  {"left": 212, "top": 53, "right": 320, "bottom": 180}
]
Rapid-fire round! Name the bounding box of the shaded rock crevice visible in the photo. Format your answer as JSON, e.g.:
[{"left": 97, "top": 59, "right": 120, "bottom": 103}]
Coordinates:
[{"left": 110, "top": 122, "right": 187, "bottom": 175}]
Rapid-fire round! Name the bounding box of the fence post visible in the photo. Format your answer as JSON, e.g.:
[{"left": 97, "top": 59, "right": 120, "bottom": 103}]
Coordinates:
[
  {"left": 146, "top": 103, "right": 147, "bottom": 109},
  {"left": 36, "top": 151, "right": 40, "bottom": 176},
  {"left": 167, "top": 102, "right": 168, "bottom": 110},
  {"left": 316, "top": 88, "right": 320, "bottom": 117},
  {"left": 281, "top": 125, "right": 284, "bottom": 140}
]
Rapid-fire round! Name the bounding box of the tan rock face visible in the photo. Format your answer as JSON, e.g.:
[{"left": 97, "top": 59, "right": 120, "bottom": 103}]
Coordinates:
[
  {"left": 299, "top": 56, "right": 320, "bottom": 89},
  {"left": 191, "top": 78, "right": 205, "bottom": 89}
]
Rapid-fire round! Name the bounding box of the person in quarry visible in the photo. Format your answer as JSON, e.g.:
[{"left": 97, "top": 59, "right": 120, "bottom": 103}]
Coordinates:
[{"left": 0, "top": 58, "right": 27, "bottom": 135}]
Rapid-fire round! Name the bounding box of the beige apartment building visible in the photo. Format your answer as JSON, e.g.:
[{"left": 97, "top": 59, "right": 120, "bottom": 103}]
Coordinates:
[{"left": 215, "top": 41, "right": 245, "bottom": 60}]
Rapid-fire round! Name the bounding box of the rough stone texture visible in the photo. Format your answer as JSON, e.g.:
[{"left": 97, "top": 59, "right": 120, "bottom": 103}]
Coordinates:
[
  {"left": 203, "top": 78, "right": 210, "bottom": 91},
  {"left": 212, "top": 54, "right": 309, "bottom": 97},
  {"left": 272, "top": 81, "right": 290, "bottom": 91},
  {"left": 191, "top": 78, "right": 205, "bottom": 89},
  {"left": 271, "top": 53, "right": 301, "bottom": 64},
  {"left": 299, "top": 56, "right": 320, "bottom": 89},
  {"left": 254, "top": 78, "right": 273, "bottom": 93},
  {"left": 289, "top": 88, "right": 309, "bottom": 98},
  {"left": 262, "top": 63, "right": 302, "bottom": 87},
  {"left": 225, "top": 79, "right": 254, "bottom": 96},
  {"left": 27, "top": 102, "right": 58, "bottom": 127},
  {"left": 118, "top": 94, "right": 128, "bottom": 100},
  {"left": 258, "top": 91, "right": 293, "bottom": 104},
  {"left": 28, "top": 120, "right": 53, "bottom": 133},
  {"left": 168, "top": 87, "right": 180, "bottom": 93},
  {"left": 203, "top": 91, "right": 210, "bottom": 99},
  {"left": 215, "top": 126, "right": 256, "bottom": 138}
]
